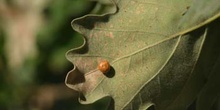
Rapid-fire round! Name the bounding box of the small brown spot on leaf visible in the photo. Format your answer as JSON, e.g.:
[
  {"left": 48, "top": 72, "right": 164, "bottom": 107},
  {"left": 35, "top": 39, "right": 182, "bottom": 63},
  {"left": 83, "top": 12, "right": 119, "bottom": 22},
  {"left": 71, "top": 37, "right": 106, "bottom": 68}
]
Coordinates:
[{"left": 109, "top": 32, "right": 114, "bottom": 38}]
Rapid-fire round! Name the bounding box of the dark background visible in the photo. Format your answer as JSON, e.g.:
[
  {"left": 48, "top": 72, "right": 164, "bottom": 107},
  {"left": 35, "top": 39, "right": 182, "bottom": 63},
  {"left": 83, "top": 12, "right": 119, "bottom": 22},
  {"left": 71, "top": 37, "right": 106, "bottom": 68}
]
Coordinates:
[{"left": 0, "top": 0, "right": 108, "bottom": 110}]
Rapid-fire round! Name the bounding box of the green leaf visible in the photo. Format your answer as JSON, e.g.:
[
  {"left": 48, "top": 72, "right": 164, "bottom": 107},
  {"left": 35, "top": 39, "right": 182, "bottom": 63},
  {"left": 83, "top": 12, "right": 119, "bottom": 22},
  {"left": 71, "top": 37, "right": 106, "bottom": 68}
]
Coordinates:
[
  {"left": 65, "top": 0, "right": 220, "bottom": 109},
  {"left": 165, "top": 19, "right": 220, "bottom": 110},
  {"left": 178, "top": 0, "right": 220, "bottom": 31}
]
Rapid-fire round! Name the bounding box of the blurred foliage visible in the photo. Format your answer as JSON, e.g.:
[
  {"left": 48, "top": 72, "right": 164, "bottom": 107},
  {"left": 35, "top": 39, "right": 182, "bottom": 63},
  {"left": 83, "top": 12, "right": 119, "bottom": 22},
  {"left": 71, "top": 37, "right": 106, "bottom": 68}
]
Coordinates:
[
  {"left": 36, "top": 0, "right": 91, "bottom": 84},
  {"left": 0, "top": 0, "right": 110, "bottom": 110}
]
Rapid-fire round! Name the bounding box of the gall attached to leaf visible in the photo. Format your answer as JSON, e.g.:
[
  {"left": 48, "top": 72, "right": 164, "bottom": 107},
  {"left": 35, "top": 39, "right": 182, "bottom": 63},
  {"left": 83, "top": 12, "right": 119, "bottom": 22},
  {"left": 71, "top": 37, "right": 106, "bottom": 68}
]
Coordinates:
[{"left": 98, "top": 60, "right": 110, "bottom": 74}]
